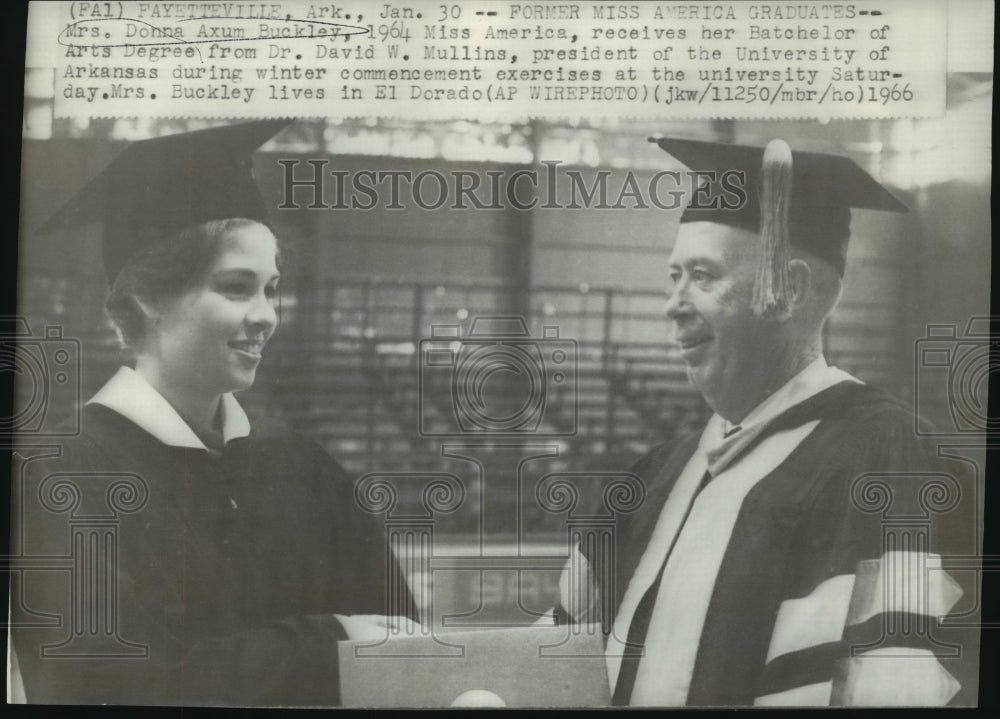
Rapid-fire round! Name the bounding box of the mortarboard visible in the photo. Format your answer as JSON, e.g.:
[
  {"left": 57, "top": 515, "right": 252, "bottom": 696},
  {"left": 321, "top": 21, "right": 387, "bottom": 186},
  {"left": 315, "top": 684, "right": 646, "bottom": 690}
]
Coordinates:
[
  {"left": 649, "top": 137, "right": 909, "bottom": 316},
  {"left": 37, "top": 119, "right": 292, "bottom": 282}
]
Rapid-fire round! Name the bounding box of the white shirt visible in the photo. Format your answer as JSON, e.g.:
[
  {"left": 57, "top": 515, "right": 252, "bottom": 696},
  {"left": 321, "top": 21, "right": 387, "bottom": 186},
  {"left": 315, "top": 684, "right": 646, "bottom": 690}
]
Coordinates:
[
  {"left": 87, "top": 366, "right": 251, "bottom": 450},
  {"left": 702, "top": 356, "right": 861, "bottom": 477}
]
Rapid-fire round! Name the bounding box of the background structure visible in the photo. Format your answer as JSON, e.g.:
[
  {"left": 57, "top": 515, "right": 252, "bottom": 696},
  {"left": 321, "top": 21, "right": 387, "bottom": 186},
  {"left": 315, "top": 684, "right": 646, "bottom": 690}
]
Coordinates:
[{"left": 15, "top": 73, "right": 992, "bottom": 623}]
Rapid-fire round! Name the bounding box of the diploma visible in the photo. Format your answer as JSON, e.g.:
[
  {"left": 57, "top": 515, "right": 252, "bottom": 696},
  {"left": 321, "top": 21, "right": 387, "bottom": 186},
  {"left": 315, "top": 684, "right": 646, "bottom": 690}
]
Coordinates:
[{"left": 338, "top": 624, "right": 609, "bottom": 708}]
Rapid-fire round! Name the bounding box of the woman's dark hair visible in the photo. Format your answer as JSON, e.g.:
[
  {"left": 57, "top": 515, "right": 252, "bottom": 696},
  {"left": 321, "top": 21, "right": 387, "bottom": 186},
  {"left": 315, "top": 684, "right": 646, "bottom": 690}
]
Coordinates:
[{"left": 105, "top": 218, "right": 279, "bottom": 352}]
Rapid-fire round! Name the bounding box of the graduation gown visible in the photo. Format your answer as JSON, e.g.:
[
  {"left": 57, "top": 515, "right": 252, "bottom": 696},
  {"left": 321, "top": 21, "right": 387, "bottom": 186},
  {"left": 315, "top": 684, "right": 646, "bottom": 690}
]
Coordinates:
[
  {"left": 11, "top": 370, "right": 413, "bottom": 706},
  {"left": 581, "top": 379, "right": 979, "bottom": 706}
]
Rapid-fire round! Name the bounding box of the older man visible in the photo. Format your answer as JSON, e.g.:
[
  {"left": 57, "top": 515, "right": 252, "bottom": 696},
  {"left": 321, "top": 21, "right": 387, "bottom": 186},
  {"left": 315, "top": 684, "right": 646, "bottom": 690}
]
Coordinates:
[{"left": 563, "top": 138, "right": 977, "bottom": 707}]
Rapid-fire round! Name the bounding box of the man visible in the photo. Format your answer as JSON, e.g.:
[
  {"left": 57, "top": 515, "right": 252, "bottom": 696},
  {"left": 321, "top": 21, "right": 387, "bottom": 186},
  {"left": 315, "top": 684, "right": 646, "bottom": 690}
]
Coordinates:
[{"left": 561, "top": 138, "right": 979, "bottom": 706}]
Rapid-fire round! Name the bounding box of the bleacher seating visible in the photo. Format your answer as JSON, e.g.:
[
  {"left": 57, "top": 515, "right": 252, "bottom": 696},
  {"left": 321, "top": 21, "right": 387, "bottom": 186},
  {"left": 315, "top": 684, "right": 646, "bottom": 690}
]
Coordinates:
[{"left": 13, "top": 274, "right": 910, "bottom": 539}]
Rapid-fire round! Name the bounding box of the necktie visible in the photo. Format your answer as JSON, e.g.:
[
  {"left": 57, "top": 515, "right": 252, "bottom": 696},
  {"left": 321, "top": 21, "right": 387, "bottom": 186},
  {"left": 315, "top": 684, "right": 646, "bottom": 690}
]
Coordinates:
[{"left": 611, "top": 425, "right": 741, "bottom": 705}]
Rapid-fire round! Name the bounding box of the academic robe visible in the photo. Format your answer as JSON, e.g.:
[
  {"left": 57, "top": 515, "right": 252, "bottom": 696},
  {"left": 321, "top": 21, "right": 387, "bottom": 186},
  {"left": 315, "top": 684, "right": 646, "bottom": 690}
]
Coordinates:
[
  {"left": 580, "top": 380, "right": 979, "bottom": 706},
  {"left": 11, "top": 379, "right": 414, "bottom": 706}
]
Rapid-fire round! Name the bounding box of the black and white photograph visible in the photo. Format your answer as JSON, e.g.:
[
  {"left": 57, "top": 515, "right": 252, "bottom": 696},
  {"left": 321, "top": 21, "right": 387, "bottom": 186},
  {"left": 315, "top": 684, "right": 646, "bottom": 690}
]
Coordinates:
[{"left": 5, "top": 0, "right": 994, "bottom": 708}]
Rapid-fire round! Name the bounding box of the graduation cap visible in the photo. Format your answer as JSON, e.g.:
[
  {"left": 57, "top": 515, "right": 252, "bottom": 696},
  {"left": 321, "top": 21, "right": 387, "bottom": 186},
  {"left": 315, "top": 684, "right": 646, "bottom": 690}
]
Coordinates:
[
  {"left": 37, "top": 119, "right": 292, "bottom": 282},
  {"left": 649, "top": 137, "right": 908, "bottom": 317}
]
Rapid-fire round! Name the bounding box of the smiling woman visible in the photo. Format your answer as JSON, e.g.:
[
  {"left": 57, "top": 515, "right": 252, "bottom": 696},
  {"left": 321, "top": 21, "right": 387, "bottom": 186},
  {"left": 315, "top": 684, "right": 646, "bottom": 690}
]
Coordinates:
[
  {"left": 108, "top": 219, "right": 281, "bottom": 437},
  {"left": 11, "top": 122, "right": 415, "bottom": 706}
]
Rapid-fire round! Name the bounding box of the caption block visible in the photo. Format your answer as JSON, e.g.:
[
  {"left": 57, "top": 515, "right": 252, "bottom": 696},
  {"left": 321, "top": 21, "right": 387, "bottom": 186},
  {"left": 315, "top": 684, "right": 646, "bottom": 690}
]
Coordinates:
[{"left": 49, "top": 0, "right": 946, "bottom": 119}]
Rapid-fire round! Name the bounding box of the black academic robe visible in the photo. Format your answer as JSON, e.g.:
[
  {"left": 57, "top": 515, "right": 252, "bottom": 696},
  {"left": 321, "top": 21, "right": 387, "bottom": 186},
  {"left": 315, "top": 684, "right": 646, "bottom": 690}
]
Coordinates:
[
  {"left": 11, "top": 403, "right": 415, "bottom": 706},
  {"left": 585, "top": 381, "right": 979, "bottom": 706}
]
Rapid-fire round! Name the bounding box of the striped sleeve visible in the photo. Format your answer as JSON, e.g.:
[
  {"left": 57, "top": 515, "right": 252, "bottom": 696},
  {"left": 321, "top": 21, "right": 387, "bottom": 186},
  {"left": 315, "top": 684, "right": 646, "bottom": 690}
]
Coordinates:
[
  {"left": 833, "top": 551, "right": 964, "bottom": 705},
  {"left": 754, "top": 412, "right": 977, "bottom": 707},
  {"left": 754, "top": 553, "right": 964, "bottom": 706}
]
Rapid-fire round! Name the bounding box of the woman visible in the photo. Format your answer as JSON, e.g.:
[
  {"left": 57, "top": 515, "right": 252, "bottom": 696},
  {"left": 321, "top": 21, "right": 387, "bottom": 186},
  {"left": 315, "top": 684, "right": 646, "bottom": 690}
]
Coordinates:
[{"left": 12, "top": 122, "right": 415, "bottom": 706}]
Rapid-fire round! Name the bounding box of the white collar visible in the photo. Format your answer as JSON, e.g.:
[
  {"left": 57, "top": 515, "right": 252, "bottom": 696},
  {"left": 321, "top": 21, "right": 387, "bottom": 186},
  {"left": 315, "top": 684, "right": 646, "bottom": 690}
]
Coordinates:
[
  {"left": 701, "top": 356, "right": 861, "bottom": 474},
  {"left": 87, "top": 366, "right": 251, "bottom": 450}
]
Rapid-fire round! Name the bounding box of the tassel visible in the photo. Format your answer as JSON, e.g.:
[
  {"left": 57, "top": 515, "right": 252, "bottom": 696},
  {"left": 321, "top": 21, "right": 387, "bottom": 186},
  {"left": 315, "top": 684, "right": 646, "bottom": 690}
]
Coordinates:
[{"left": 752, "top": 139, "right": 794, "bottom": 318}]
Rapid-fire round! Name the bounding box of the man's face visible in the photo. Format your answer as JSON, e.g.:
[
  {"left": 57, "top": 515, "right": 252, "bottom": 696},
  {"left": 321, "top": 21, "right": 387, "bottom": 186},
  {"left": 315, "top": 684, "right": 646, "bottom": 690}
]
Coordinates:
[{"left": 665, "top": 222, "right": 783, "bottom": 417}]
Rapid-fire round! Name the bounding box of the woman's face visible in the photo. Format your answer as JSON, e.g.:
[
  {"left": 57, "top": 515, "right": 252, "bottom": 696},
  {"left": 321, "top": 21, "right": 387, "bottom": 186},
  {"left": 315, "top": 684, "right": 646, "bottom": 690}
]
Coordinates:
[{"left": 149, "top": 222, "right": 280, "bottom": 398}]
